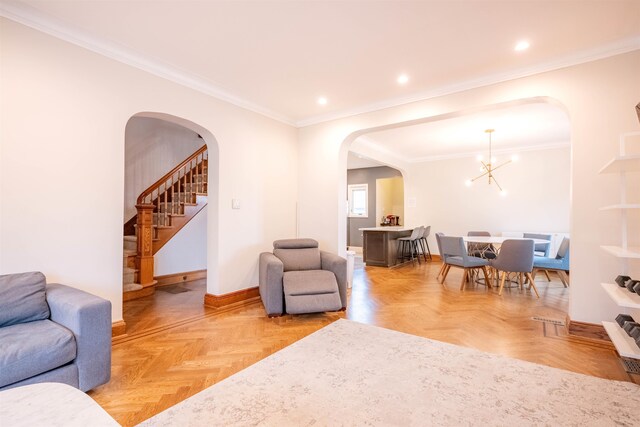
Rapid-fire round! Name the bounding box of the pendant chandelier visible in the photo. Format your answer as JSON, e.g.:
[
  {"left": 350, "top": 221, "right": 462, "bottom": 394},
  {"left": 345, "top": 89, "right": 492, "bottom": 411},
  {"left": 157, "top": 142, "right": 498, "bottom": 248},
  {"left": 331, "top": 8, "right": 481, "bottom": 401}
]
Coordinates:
[{"left": 465, "top": 129, "right": 514, "bottom": 193}]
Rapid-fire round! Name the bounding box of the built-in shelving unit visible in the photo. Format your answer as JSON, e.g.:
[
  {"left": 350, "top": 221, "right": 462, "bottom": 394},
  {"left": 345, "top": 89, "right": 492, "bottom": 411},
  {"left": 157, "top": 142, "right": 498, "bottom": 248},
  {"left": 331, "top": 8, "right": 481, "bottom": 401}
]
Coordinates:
[
  {"left": 599, "top": 131, "right": 640, "bottom": 360},
  {"left": 602, "top": 321, "right": 640, "bottom": 359},
  {"left": 601, "top": 283, "right": 640, "bottom": 309}
]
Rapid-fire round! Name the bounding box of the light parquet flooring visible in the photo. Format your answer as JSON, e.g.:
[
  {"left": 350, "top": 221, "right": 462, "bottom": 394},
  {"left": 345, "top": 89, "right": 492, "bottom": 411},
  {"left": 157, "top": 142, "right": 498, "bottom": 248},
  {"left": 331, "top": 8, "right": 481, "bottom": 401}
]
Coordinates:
[{"left": 90, "top": 261, "right": 633, "bottom": 426}]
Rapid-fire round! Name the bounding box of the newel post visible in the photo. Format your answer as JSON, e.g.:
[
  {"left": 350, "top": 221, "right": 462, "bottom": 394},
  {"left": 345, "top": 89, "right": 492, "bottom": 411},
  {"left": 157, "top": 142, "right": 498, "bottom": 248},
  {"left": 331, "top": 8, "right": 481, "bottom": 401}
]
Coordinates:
[{"left": 136, "top": 203, "right": 155, "bottom": 285}]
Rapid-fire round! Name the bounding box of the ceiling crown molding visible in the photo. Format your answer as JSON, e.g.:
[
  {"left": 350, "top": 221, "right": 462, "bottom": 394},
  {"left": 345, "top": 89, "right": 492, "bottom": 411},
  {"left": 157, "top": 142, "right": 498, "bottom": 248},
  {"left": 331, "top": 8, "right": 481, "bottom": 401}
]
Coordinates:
[
  {"left": 0, "top": 1, "right": 297, "bottom": 126},
  {"left": 295, "top": 37, "right": 640, "bottom": 128}
]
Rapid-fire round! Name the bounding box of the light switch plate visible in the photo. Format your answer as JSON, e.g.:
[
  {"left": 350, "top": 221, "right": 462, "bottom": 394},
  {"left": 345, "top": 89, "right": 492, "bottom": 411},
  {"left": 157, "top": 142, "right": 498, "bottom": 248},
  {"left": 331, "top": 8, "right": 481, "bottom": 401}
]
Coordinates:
[{"left": 232, "top": 198, "right": 241, "bottom": 209}]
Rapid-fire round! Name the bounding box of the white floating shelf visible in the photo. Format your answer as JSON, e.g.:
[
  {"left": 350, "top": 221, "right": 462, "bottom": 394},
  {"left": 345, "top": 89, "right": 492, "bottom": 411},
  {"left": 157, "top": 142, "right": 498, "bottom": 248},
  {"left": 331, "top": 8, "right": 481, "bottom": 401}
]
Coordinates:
[
  {"left": 599, "top": 154, "right": 640, "bottom": 174},
  {"left": 602, "top": 321, "right": 640, "bottom": 359},
  {"left": 600, "top": 204, "right": 640, "bottom": 210},
  {"left": 601, "top": 283, "right": 640, "bottom": 309},
  {"left": 601, "top": 245, "right": 640, "bottom": 259}
]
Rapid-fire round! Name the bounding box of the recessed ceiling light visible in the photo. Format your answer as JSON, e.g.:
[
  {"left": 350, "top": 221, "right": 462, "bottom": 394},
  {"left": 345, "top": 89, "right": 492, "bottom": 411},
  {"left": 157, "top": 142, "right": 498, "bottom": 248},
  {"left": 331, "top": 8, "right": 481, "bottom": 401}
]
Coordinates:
[
  {"left": 397, "top": 74, "right": 409, "bottom": 85},
  {"left": 317, "top": 97, "right": 328, "bottom": 105},
  {"left": 514, "top": 40, "right": 530, "bottom": 51}
]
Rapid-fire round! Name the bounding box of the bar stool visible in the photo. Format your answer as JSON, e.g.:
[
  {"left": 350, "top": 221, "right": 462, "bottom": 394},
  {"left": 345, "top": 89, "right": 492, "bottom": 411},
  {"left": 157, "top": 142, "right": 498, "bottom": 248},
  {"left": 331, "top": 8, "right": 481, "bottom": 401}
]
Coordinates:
[
  {"left": 396, "top": 226, "right": 423, "bottom": 265},
  {"left": 418, "top": 225, "right": 432, "bottom": 261}
]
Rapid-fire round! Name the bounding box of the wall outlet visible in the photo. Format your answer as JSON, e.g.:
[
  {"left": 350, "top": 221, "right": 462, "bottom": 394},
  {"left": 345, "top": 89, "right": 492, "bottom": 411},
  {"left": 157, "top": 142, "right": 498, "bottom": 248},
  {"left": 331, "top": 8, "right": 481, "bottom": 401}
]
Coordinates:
[{"left": 232, "top": 198, "right": 241, "bottom": 209}]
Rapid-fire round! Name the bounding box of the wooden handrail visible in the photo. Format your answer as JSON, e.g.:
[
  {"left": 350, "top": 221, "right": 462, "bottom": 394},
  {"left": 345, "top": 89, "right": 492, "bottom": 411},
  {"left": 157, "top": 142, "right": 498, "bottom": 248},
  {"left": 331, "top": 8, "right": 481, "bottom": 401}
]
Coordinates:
[{"left": 136, "top": 145, "right": 208, "bottom": 205}]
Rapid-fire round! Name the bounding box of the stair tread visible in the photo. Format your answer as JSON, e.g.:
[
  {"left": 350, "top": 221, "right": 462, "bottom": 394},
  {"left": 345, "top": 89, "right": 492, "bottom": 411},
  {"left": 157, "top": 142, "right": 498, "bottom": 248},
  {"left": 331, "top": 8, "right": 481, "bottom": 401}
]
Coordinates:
[
  {"left": 123, "top": 250, "right": 137, "bottom": 256},
  {"left": 123, "top": 236, "right": 137, "bottom": 242}
]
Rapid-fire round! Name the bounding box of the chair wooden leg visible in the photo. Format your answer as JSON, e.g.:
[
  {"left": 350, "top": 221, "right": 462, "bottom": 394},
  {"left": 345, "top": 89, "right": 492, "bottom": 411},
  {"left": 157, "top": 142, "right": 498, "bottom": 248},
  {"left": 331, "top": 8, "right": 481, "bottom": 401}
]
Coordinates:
[
  {"left": 440, "top": 264, "right": 451, "bottom": 284},
  {"left": 543, "top": 270, "right": 552, "bottom": 282},
  {"left": 518, "top": 273, "right": 524, "bottom": 290},
  {"left": 460, "top": 269, "right": 468, "bottom": 291},
  {"left": 558, "top": 270, "right": 570, "bottom": 287},
  {"left": 531, "top": 269, "right": 537, "bottom": 280},
  {"left": 482, "top": 266, "right": 491, "bottom": 288},
  {"left": 498, "top": 271, "right": 507, "bottom": 295},
  {"left": 526, "top": 273, "right": 540, "bottom": 298},
  {"left": 437, "top": 262, "right": 446, "bottom": 278}
]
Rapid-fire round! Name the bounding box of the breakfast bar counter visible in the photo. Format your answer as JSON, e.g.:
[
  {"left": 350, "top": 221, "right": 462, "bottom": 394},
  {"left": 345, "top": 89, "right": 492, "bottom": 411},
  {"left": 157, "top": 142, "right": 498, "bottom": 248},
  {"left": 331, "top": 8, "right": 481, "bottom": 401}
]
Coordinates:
[{"left": 359, "top": 227, "right": 413, "bottom": 267}]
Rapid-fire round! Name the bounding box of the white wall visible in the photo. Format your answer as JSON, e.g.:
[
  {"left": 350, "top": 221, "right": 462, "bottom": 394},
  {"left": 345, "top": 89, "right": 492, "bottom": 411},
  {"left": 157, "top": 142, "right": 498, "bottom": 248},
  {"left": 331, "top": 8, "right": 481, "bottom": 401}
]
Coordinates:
[
  {"left": 124, "top": 117, "right": 205, "bottom": 220},
  {"left": 0, "top": 19, "right": 298, "bottom": 322},
  {"left": 408, "top": 146, "right": 570, "bottom": 239},
  {"left": 298, "top": 50, "right": 640, "bottom": 324},
  {"left": 155, "top": 206, "right": 207, "bottom": 276}
]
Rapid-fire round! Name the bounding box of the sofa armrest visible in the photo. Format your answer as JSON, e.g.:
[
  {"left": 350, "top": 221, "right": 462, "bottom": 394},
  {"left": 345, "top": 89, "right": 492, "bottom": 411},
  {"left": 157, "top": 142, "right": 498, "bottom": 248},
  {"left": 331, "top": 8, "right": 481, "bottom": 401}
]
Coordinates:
[
  {"left": 321, "top": 251, "right": 347, "bottom": 309},
  {"left": 46, "top": 284, "right": 112, "bottom": 391},
  {"left": 259, "top": 253, "right": 284, "bottom": 316}
]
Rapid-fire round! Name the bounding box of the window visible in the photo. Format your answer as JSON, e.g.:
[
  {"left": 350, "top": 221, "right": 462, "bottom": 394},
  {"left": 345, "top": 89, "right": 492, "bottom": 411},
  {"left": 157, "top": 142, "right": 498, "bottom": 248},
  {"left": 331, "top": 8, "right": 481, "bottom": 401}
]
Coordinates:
[{"left": 348, "top": 184, "right": 368, "bottom": 218}]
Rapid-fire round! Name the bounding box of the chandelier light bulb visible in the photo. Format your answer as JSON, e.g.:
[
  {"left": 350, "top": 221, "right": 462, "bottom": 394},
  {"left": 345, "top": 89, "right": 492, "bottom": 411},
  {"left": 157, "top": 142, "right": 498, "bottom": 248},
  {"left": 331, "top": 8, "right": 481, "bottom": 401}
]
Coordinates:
[
  {"left": 465, "top": 179, "right": 472, "bottom": 187},
  {"left": 491, "top": 157, "right": 497, "bottom": 163},
  {"left": 500, "top": 189, "right": 508, "bottom": 197},
  {"left": 511, "top": 154, "right": 519, "bottom": 162},
  {"left": 476, "top": 154, "right": 483, "bottom": 161}
]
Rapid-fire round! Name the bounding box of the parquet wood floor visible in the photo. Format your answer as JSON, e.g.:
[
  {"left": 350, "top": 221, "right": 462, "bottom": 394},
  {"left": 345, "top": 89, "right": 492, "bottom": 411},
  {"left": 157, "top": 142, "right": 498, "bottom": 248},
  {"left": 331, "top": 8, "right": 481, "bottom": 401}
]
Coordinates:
[{"left": 90, "top": 261, "right": 633, "bottom": 426}]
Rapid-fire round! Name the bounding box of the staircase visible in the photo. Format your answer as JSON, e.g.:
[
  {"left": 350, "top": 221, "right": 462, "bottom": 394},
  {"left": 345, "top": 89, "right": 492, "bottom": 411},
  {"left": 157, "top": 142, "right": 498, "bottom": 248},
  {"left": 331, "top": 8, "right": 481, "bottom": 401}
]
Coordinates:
[{"left": 123, "top": 146, "right": 208, "bottom": 299}]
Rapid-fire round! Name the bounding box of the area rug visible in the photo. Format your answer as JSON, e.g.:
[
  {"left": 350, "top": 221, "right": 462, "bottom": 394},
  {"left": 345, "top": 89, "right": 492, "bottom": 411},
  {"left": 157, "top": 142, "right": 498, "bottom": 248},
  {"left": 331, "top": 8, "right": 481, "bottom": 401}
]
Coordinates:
[{"left": 140, "top": 319, "right": 640, "bottom": 426}]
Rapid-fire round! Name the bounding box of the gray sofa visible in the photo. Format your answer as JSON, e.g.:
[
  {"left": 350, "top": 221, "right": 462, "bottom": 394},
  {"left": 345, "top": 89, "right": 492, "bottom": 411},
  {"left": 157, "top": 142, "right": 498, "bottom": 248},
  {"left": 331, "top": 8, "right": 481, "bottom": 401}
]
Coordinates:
[
  {"left": 0, "top": 271, "right": 112, "bottom": 392},
  {"left": 259, "top": 238, "right": 347, "bottom": 316}
]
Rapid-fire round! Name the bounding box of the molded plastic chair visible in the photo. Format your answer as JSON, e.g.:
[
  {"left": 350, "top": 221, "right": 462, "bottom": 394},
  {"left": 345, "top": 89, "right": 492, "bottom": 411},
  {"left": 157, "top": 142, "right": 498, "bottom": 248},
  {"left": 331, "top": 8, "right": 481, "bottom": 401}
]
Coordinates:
[
  {"left": 490, "top": 239, "right": 538, "bottom": 298},
  {"left": 467, "top": 231, "right": 497, "bottom": 259},
  {"left": 439, "top": 236, "right": 490, "bottom": 290},
  {"left": 396, "top": 226, "right": 424, "bottom": 265},
  {"left": 533, "top": 237, "right": 570, "bottom": 287}
]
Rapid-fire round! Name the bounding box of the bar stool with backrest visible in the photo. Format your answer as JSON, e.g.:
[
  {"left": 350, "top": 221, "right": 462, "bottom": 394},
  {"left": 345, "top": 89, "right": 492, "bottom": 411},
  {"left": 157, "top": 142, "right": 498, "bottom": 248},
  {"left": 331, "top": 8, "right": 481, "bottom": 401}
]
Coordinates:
[
  {"left": 396, "top": 226, "right": 424, "bottom": 265},
  {"left": 418, "top": 226, "right": 432, "bottom": 262},
  {"left": 490, "top": 239, "right": 539, "bottom": 298},
  {"left": 439, "top": 236, "right": 490, "bottom": 290}
]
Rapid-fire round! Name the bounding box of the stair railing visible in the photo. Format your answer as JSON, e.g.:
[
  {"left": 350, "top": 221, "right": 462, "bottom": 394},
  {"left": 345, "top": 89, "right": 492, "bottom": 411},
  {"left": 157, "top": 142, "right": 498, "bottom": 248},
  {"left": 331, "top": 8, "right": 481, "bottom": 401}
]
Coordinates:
[{"left": 135, "top": 146, "right": 208, "bottom": 286}]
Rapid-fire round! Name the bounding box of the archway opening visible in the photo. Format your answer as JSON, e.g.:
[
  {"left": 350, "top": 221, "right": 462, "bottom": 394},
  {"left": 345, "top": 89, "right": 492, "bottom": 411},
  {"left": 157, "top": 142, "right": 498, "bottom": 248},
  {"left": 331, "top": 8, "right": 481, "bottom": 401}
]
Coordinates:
[{"left": 121, "top": 112, "right": 219, "bottom": 335}]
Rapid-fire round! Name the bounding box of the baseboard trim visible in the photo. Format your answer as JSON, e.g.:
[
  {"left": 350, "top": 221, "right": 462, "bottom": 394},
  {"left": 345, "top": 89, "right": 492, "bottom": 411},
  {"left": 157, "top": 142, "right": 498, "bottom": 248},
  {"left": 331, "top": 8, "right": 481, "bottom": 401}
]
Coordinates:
[
  {"left": 112, "top": 320, "right": 127, "bottom": 337},
  {"left": 567, "top": 319, "right": 611, "bottom": 342},
  {"left": 204, "top": 287, "right": 260, "bottom": 308},
  {"left": 155, "top": 269, "right": 207, "bottom": 287}
]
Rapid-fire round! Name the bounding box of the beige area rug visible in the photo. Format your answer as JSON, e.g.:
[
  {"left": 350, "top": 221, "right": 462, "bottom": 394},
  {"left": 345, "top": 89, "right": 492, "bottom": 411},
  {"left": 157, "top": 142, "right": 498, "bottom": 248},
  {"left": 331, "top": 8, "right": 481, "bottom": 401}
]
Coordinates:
[{"left": 140, "top": 319, "right": 640, "bottom": 426}]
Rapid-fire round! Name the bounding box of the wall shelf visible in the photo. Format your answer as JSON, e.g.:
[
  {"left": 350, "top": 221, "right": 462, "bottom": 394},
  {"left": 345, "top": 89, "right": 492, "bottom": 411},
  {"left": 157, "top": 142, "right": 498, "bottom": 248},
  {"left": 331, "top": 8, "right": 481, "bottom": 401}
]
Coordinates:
[
  {"left": 599, "top": 154, "right": 640, "bottom": 174},
  {"left": 601, "top": 283, "right": 640, "bottom": 309},
  {"left": 602, "top": 321, "right": 640, "bottom": 359},
  {"left": 600, "top": 131, "right": 640, "bottom": 360},
  {"left": 600, "top": 245, "right": 640, "bottom": 259},
  {"left": 600, "top": 204, "right": 640, "bottom": 210}
]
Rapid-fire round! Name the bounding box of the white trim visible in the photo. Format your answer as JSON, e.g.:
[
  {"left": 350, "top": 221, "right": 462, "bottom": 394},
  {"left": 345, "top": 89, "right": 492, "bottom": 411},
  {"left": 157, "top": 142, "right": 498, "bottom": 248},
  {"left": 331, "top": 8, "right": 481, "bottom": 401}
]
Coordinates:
[
  {"left": 0, "top": 1, "right": 296, "bottom": 126},
  {"left": 407, "top": 141, "right": 571, "bottom": 163}
]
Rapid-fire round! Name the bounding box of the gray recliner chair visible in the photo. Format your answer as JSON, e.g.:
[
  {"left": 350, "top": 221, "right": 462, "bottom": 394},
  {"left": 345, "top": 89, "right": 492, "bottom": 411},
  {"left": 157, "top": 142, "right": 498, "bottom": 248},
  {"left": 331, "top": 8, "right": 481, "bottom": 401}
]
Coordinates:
[{"left": 259, "top": 238, "right": 347, "bottom": 317}]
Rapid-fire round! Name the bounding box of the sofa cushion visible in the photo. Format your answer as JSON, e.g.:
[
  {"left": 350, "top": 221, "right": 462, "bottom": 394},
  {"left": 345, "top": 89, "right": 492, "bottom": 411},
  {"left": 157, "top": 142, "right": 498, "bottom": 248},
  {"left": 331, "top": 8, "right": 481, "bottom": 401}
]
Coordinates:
[
  {"left": 0, "top": 319, "right": 76, "bottom": 388},
  {"left": 283, "top": 270, "right": 339, "bottom": 296},
  {"left": 274, "top": 248, "right": 322, "bottom": 272},
  {"left": 0, "top": 272, "right": 50, "bottom": 327}
]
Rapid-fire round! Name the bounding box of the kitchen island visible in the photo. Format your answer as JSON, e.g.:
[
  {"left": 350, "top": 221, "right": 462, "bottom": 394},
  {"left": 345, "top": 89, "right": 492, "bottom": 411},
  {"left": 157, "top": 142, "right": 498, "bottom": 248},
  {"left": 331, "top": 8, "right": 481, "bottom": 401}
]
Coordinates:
[{"left": 359, "top": 226, "right": 413, "bottom": 267}]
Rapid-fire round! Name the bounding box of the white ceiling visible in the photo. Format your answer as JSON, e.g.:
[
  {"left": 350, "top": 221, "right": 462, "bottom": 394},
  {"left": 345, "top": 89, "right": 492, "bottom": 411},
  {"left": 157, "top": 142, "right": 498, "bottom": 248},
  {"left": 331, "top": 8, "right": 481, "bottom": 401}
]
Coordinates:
[
  {"left": 2, "top": 0, "right": 639, "bottom": 126},
  {"left": 356, "top": 102, "right": 570, "bottom": 162},
  {"left": 347, "top": 152, "right": 385, "bottom": 170}
]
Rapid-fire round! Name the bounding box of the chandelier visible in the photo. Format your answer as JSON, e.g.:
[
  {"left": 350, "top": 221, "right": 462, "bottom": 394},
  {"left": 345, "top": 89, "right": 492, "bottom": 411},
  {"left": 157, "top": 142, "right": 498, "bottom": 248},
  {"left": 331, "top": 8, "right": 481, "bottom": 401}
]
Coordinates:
[{"left": 465, "top": 129, "right": 514, "bottom": 193}]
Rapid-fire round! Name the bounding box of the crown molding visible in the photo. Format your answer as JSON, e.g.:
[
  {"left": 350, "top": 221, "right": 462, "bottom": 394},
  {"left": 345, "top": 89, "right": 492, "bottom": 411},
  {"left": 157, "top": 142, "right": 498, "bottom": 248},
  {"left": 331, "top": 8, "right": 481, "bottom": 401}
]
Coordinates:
[
  {"left": 2, "top": 1, "right": 638, "bottom": 130},
  {"left": 0, "top": 1, "right": 297, "bottom": 126},
  {"left": 295, "top": 37, "right": 640, "bottom": 128}
]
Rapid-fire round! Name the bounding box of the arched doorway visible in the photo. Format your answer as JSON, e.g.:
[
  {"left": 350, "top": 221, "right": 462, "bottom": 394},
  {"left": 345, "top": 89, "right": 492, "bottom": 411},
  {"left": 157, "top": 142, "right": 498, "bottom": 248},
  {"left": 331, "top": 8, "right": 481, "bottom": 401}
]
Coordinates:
[{"left": 122, "top": 112, "right": 219, "bottom": 335}]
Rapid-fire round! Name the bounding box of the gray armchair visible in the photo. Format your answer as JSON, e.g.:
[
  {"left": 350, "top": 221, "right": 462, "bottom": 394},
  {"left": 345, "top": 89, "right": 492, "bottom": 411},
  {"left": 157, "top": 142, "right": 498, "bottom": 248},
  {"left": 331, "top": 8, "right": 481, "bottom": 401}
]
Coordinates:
[
  {"left": 0, "top": 272, "right": 112, "bottom": 392},
  {"left": 259, "top": 238, "right": 347, "bottom": 317}
]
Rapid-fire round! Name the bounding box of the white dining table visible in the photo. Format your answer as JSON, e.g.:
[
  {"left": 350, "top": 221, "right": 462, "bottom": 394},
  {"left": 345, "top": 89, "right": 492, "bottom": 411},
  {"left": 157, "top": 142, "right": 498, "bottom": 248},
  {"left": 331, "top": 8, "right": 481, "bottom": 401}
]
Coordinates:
[{"left": 462, "top": 236, "right": 550, "bottom": 246}]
